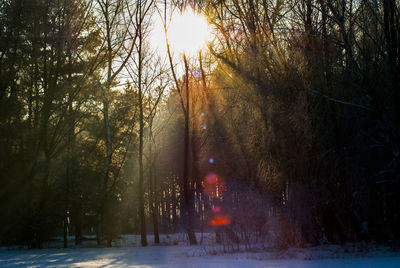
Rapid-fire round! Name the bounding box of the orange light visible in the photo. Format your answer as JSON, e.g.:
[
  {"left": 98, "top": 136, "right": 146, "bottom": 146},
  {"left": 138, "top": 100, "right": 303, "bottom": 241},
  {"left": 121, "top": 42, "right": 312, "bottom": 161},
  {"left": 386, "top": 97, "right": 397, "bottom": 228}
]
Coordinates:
[{"left": 209, "top": 215, "right": 230, "bottom": 226}]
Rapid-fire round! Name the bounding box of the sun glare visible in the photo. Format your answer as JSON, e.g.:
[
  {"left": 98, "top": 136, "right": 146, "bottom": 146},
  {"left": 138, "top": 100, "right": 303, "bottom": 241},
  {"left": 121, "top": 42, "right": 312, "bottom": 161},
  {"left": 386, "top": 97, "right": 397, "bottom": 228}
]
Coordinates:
[{"left": 167, "top": 9, "right": 211, "bottom": 55}]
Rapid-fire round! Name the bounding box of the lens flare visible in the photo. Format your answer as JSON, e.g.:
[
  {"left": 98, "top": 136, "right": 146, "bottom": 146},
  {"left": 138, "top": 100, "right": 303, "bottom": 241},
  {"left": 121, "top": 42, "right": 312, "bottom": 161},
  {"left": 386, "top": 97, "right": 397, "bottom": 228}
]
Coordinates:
[
  {"left": 202, "top": 173, "right": 226, "bottom": 198},
  {"left": 200, "top": 112, "right": 205, "bottom": 117},
  {"left": 212, "top": 206, "right": 221, "bottom": 213},
  {"left": 209, "top": 157, "right": 214, "bottom": 164},
  {"left": 203, "top": 125, "right": 207, "bottom": 130},
  {"left": 193, "top": 69, "right": 201, "bottom": 78},
  {"left": 209, "top": 215, "right": 230, "bottom": 226},
  {"left": 206, "top": 172, "right": 216, "bottom": 183}
]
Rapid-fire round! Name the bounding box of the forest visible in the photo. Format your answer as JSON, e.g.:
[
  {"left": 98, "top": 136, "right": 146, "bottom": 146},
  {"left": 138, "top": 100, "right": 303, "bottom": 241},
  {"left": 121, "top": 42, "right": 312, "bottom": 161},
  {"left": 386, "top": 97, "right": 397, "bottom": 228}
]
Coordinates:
[{"left": 0, "top": 0, "right": 399, "bottom": 251}]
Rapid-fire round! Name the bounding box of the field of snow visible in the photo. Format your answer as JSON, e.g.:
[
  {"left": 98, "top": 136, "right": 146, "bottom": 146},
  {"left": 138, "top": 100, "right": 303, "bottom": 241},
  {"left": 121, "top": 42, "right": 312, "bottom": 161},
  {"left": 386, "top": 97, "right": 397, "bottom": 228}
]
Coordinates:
[{"left": 1, "top": 234, "right": 400, "bottom": 267}]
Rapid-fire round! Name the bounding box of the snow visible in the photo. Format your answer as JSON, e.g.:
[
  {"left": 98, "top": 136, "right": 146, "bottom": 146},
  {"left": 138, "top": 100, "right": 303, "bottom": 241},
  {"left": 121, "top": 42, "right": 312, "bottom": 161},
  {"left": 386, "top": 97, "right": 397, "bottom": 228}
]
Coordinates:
[
  {"left": 1, "top": 235, "right": 400, "bottom": 267},
  {"left": 1, "top": 246, "right": 400, "bottom": 267}
]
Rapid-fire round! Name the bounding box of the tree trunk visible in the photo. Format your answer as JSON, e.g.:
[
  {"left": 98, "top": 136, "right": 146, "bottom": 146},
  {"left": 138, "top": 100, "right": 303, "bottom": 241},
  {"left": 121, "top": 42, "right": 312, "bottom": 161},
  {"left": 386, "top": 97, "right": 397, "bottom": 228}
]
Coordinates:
[
  {"left": 63, "top": 145, "right": 69, "bottom": 249},
  {"left": 183, "top": 55, "right": 197, "bottom": 245},
  {"left": 36, "top": 155, "right": 50, "bottom": 248},
  {"left": 73, "top": 201, "right": 83, "bottom": 245},
  {"left": 138, "top": 19, "right": 148, "bottom": 246},
  {"left": 148, "top": 126, "right": 160, "bottom": 244},
  {"left": 97, "top": 0, "right": 114, "bottom": 245},
  {"left": 151, "top": 172, "right": 160, "bottom": 244},
  {"left": 63, "top": 217, "right": 68, "bottom": 248},
  {"left": 97, "top": 85, "right": 112, "bottom": 246}
]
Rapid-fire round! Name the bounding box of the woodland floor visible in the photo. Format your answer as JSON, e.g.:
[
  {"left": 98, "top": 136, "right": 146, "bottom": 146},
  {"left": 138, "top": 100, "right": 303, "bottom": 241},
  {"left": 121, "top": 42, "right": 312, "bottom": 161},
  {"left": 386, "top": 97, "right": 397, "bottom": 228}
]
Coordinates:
[{"left": 1, "top": 234, "right": 400, "bottom": 267}]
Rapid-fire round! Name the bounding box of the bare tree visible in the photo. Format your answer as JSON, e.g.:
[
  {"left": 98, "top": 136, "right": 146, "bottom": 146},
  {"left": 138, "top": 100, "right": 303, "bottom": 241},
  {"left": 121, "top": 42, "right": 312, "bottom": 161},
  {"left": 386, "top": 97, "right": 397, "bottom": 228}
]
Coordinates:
[
  {"left": 95, "top": 0, "right": 139, "bottom": 245},
  {"left": 124, "top": 0, "right": 156, "bottom": 246},
  {"left": 157, "top": 0, "right": 198, "bottom": 245}
]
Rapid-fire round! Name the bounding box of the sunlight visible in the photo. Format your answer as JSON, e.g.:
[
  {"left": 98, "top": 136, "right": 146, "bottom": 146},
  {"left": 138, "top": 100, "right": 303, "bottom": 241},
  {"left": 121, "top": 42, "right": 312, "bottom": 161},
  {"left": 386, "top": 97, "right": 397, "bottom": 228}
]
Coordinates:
[{"left": 167, "top": 9, "right": 211, "bottom": 56}]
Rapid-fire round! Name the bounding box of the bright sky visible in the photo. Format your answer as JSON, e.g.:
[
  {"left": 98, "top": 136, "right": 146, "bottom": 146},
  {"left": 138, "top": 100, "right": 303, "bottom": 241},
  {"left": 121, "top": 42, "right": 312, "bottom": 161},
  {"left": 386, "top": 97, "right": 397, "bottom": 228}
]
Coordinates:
[
  {"left": 150, "top": 7, "right": 212, "bottom": 57},
  {"left": 115, "top": 6, "right": 212, "bottom": 91}
]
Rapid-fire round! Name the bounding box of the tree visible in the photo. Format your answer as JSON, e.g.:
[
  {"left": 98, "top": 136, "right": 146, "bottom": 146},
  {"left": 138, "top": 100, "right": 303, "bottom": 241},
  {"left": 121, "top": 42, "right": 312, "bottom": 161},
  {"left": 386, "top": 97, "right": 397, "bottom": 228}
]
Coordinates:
[
  {"left": 0, "top": 0, "right": 103, "bottom": 247},
  {"left": 94, "top": 0, "right": 139, "bottom": 245},
  {"left": 157, "top": 0, "right": 194, "bottom": 245}
]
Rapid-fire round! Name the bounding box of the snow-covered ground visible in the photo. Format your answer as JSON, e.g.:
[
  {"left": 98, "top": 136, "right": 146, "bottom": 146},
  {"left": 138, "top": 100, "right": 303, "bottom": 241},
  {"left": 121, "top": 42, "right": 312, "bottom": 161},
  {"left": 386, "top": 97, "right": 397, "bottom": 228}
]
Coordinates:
[{"left": 1, "top": 234, "right": 399, "bottom": 267}]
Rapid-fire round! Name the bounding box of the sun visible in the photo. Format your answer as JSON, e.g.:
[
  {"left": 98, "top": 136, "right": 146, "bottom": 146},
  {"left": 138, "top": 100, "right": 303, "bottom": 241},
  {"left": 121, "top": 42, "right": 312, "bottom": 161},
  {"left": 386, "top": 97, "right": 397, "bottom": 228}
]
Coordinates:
[{"left": 167, "top": 9, "right": 211, "bottom": 56}]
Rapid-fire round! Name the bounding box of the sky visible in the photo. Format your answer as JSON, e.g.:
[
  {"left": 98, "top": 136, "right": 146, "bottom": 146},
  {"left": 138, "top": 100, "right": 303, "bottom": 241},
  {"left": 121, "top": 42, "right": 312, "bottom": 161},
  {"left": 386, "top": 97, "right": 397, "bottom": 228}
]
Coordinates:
[{"left": 149, "top": 5, "right": 212, "bottom": 62}]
